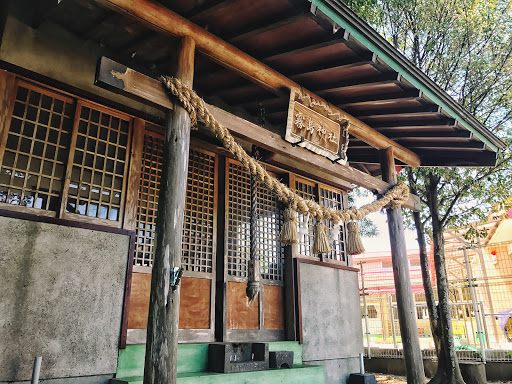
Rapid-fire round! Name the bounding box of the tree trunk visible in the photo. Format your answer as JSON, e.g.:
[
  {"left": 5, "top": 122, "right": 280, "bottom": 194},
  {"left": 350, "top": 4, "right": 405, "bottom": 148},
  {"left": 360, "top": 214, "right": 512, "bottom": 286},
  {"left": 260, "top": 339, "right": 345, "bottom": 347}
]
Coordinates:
[
  {"left": 143, "top": 36, "right": 195, "bottom": 384},
  {"left": 380, "top": 148, "right": 425, "bottom": 384},
  {"left": 407, "top": 169, "right": 440, "bottom": 355},
  {"left": 427, "top": 172, "right": 465, "bottom": 384}
]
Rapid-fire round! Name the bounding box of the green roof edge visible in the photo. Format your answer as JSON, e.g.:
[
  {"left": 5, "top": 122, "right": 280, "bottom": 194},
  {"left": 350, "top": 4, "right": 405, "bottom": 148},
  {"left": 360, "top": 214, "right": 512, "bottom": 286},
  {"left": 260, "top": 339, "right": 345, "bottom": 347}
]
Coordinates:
[{"left": 311, "top": 0, "right": 506, "bottom": 154}]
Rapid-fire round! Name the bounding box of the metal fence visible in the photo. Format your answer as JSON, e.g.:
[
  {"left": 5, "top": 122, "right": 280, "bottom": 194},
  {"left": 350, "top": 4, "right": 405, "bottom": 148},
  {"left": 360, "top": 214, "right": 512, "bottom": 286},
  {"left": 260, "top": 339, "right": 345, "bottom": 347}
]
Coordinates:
[{"left": 356, "top": 239, "right": 512, "bottom": 362}]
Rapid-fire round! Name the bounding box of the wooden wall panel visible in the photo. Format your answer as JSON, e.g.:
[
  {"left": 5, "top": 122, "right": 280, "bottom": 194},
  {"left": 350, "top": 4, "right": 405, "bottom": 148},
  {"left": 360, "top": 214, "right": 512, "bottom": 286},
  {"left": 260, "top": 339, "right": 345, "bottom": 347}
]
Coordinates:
[
  {"left": 127, "top": 272, "right": 151, "bottom": 329},
  {"left": 128, "top": 274, "right": 212, "bottom": 330},
  {"left": 227, "top": 281, "right": 259, "bottom": 329},
  {"left": 178, "top": 277, "right": 211, "bottom": 330},
  {"left": 263, "top": 285, "right": 285, "bottom": 330}
]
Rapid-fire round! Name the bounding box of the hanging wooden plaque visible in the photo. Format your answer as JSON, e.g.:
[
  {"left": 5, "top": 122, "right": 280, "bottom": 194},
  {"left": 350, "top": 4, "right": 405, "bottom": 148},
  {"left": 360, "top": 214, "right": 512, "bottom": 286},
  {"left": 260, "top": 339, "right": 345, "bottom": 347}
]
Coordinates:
[{"left": 285, "top": 88, "right": 349, "bottom": 165}]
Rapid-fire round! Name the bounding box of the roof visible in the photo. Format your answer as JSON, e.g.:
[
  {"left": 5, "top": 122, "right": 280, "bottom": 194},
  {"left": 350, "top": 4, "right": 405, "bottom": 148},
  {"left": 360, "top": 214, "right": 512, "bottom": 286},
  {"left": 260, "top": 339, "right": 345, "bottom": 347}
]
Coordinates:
[{"left": 42, "top": 0, "right": 505, "bottom": 171}]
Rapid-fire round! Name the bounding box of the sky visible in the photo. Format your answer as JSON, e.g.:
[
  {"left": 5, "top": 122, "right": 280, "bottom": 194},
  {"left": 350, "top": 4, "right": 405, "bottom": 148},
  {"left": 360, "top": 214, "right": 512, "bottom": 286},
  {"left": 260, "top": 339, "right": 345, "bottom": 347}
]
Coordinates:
[{"left": 354, "top": 193, "right": 420, "bottom": 253}]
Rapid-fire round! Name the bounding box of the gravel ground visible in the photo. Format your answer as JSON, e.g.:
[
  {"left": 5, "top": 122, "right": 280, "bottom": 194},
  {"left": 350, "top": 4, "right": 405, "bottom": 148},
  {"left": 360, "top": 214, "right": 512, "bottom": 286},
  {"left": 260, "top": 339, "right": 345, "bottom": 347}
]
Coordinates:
[{"left": 373, "top": 373, "right": 512, "bottom": 384}]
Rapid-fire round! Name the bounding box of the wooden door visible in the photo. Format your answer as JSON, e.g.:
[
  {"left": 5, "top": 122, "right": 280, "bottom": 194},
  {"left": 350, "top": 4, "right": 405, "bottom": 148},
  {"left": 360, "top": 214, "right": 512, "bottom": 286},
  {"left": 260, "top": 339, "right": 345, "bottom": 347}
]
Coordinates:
[
  {"left": 126, "top": 124, "right": 217, "bottom": 343},
  {"left": 222, "top": 158, "right": 286, "bottom": 341}
]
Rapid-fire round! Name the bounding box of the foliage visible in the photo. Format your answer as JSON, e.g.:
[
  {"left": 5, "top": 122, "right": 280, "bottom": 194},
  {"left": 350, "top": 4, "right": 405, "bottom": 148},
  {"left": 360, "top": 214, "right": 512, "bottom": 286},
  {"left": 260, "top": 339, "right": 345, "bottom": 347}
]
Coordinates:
[
  {"left": 342, "top": 0, "right": 380, "bottom": 24},
  {"left": 401, "top": 159, "right": 512, "bottom": 237},
  {"left": 350, "top": 1, "right": 512, "bottom": 382},
  {"left": 348, "top": 187, "right": 380, "bottom": 237},
  {"left": 351, "top": 0, "right": 512, "bottom": 234},
  {"left": 376, "top": 0, "right": 512, "bottom": 134}
]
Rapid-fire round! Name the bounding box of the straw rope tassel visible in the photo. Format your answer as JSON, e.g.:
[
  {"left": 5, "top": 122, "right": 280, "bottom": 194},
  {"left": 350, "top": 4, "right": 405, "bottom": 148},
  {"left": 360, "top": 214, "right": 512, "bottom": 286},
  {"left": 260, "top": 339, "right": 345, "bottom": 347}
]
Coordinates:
[
  {"left": 280, "top": 206, "right": 298, "bottom": 245},
  {"left": 346, "top": 221, "right": 365, "bottom": 255},
  {"left": 313, "top": 221, "right": 331, "bottom": 254}
]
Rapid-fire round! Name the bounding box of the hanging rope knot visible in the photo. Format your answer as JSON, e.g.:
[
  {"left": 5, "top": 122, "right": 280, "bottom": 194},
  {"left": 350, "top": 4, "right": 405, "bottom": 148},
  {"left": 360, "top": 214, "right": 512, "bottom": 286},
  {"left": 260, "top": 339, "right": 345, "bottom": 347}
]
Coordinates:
[
  {"left": 160, "top": 76, "right": 198, "bottom": 128},
  {"left": 159, "top": 76, "right": 412, "bottom": 254},
  {"left": 383, "top": 181, "right": 410, "bottom": 210}
]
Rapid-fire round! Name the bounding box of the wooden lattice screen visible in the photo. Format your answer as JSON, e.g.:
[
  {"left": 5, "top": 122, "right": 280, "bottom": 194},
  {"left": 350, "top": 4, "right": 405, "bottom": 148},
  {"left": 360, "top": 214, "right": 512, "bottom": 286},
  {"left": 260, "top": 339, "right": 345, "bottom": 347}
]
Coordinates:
[
  {"left": 0, "top": 81, "right": 74, "bottom": 210},
  {"left": 134, "top": 131, "right": 163, "bottom": 266},
  {"left": 319, "top": 185, "right": 346, "bottom": 262},
  {"left": 226, "top": 159, "right": 284, "bottom": 281},
  {"left": 295, "top": 178, "right": 316, "bottom": 258},
  {"left": 182, "top": 149, "right": 216, "bottom": 273},
  {"left": 295, "top": 176, "right": 347, "bottom": 262},
  {"left": 65, "top": 101, "right": 131, "bottom": 223},
  {"left": 133, "top": 130, "right": 216, "bottom": 270}
]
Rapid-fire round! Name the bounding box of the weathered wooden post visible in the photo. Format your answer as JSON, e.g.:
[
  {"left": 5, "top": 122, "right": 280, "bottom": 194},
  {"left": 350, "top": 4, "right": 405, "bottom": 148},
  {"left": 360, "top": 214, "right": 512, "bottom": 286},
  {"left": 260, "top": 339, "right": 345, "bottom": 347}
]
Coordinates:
[
  {"left": 379, "top": 147, "right": 425, "bottom": 384},
  {"left": 144, "top": 35, "right": 195, "bottom": 384}
]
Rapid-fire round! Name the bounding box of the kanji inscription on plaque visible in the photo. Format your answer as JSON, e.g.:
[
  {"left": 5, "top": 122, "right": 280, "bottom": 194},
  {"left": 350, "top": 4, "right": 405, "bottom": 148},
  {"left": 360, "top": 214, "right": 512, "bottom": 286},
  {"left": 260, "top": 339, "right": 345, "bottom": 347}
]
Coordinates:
[{"left": 285, "top": 88, "right": 349, "bottom": 164}]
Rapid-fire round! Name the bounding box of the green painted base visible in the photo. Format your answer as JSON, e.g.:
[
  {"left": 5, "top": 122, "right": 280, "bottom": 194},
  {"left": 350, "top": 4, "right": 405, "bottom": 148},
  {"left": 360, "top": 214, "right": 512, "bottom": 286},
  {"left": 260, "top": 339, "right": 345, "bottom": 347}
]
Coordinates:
[
  {"left": 117, "top": 344, "right": 209, "bottom": 377},
  {"left": 113, "top": 342, "right": 325, "bottom": 384},
  {"left": 112, "top": 364, "right": 325, "bottom": 384}
]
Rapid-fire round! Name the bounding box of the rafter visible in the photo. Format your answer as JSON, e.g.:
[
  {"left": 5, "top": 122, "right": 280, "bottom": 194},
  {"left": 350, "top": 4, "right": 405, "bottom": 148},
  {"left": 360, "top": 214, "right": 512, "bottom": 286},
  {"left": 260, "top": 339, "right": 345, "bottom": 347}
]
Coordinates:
[
  {"left": 289, "top": 52, "right": 376, "bottom": 79},
  {"left": 313, "top": 72, "right": 402, "bottom": 94},
  {"left": 262, "top": 32, "right": 349, "bottom": 63},
  {"left": 186, "top": 0, "right": 238, "bottom": 22},
  {"left": 227, "top": 11, "right": 310, "bottom": 43},
  {"left": 336, "top": 90, "right": 422, "bottom": 108},
  {"left": 353, "top": 104, "right": 441, "bottom": 118},
  {"left": 88, "top": 0, "right": 421, "bottom": 166}
]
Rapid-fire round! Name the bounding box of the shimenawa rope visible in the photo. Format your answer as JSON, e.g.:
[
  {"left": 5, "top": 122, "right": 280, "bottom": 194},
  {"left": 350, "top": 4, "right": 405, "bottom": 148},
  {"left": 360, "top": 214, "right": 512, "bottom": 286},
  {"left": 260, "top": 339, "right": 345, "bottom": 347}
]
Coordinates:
[{"left": 161, "top": 76, "right": 410, "bottom": 254}]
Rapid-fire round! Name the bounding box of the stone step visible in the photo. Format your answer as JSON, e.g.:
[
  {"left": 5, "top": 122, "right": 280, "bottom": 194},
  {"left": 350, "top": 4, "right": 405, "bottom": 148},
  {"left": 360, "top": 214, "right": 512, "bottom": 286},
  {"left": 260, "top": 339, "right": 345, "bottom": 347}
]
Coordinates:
[
  {"left": 116, "top": 342, "right": 304, "bottom": 377},
  {"left": 111, "top": 364, "right": 326, "bottom": 384}
]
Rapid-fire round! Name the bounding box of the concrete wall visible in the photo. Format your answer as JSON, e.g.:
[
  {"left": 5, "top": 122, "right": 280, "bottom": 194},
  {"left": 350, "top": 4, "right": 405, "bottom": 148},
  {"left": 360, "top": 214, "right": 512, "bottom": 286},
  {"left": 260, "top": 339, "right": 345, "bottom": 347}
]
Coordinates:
[
  {"left": 0, "top": 215, "right": 130, "bottom": 383},
  {"left": 0, "top": 0, "right": 165, "bottom": 121},
  {"left": 298, "top": 262, "right": 364, "bottom": 384}
]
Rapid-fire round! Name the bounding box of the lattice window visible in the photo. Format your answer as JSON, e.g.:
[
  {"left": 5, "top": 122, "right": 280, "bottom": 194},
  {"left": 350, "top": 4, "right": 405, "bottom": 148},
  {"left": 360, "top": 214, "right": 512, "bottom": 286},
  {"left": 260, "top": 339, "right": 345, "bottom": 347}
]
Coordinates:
[
  {"left": 182, "top": 149, "right": 216, "bottom": 273},
  {"left": 257, "top": 183, "right": 284, "bottom": 281},
  {"left": 227, "top": 161, "right": 251, "bottom": 278},
  {"left": 134, "top": 132, "right": 163, "bottom": 267},
  {"left": 133, "top": 131, "right": 216, "bottom": 270},
  {"left": 319, "top": 186, "right": 346, "bottom": 262},
  {"left": 0, "top": 82, "right": 73, "bottom": 211},
  {"left": 295, "top": 179, "right": 316, "bottom": 258},
  {"left": 65, "top": 102, "right": 130, "bottom": 223},
  {"left": 227, "top": 160, "right": 284, "bottom": 281},
  {"left": 295, "top": 177, "right": 347, "bottom": 262}
]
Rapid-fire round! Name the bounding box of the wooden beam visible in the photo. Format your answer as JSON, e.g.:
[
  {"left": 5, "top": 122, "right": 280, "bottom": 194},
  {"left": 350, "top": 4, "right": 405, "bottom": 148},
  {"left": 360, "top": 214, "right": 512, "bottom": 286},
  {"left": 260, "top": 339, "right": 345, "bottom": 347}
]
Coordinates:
[
  {"left": 313, "top": 72, "right": 401, "bottom": 94},
  {"left": 358, "top": 109, "right": 443, "bottom": 121},
  {"left": 186, "top": 0, "right": 237, "bottom": 22},
  {"left": 288, "top": 52, "right": 376, "bottom": 79},
  {"left": 0, "top": 70, "right": 16, "bottom": 145},
  {"left": 376, "top": 124, "right": 458, "bottom": 133},
  {"left": 95, "top": 56, "right": 174, "bottom": 109},
  {"left": 350, "top": 141, "right": 483, "bottom": 151},
  {"left": 353, "top": 104, "right": 441, "bottom": 118},
  {"left": 262, "top": 33, "right": 348, "bottom": 63},
  {"left": 416, "top": 151, "right": 497, "bottom": 167},
  {"left": 233, "top": 95, "right": 286, "bottom": 109},
  {"left": 227, "top": 12, "right": 309, "bottom": 43},
  {"left": 336, "top": 90, "right": 422, "bottom": 108},
  {"left": 369, "top": 117, "right": 456, "bottom": 129},
  {"left": 144, "top": 36, "right": 195, "bottom": 384},
  {"left": 380, "top": 148, "right": 425, "bottom": 384},
  {"left": 89, "top": 0, "right": 421, "bottom": 167},
  {"left": 358, "top": 131, "right": 472, "bottom": 140},
  {"left": 405, "top": 142, "right": 485, "bottom": 150},
  {"left": 95, "top": 57, "right": 421, "bottom": 211}
]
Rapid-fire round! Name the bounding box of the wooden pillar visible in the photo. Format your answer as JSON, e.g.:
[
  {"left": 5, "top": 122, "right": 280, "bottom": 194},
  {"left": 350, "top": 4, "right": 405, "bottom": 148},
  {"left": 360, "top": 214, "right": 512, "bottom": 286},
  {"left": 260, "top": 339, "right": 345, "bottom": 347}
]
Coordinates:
[
  {"left": 144, "top": 35, "right": 195, "bottom": 384},
  {"left": 380, "top": 148, "right": 424, "bottom": 384}
]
